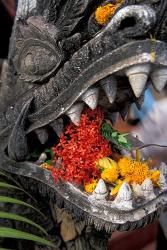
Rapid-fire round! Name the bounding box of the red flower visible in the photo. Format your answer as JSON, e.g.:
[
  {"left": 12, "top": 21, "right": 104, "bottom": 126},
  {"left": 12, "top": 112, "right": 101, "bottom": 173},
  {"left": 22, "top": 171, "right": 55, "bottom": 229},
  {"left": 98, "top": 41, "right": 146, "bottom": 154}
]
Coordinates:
[{"left": 52, "top": 107, "right": 112, "bottom": 184}]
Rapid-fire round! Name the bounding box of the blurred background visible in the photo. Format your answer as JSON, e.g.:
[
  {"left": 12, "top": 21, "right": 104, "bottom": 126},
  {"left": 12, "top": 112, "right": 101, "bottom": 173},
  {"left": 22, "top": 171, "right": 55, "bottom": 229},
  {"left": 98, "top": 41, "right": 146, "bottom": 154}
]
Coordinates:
[{"left": 0, "top": 0, "right": 167, "bottom": 249}]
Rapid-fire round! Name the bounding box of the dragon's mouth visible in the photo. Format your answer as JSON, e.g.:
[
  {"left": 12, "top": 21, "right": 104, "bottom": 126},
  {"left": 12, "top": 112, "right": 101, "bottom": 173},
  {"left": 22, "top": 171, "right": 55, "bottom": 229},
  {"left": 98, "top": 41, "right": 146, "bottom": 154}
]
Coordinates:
[{"left": 2, "top": 39, "right": 167, "bottom": 232}]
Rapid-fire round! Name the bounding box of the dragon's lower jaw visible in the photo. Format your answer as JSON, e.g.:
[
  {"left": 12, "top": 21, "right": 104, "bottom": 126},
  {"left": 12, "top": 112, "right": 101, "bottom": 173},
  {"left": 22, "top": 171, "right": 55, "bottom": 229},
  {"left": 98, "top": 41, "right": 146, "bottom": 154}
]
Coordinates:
[
  {"left": 2, "top": 39, "right": 167, "bottom": 232},
  {"left": 3, "top": 113, "right": 167, "bottom": 232},
  {"left": 1, "top": 151, "right": 167, "bottom": 232}
]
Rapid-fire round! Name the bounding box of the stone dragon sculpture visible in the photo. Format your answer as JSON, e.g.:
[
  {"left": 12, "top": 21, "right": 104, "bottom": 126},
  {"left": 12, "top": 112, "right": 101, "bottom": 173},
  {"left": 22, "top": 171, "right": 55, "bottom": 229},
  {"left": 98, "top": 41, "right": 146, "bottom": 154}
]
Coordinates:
[{"left": 1, "top": 0, "right": 167, "bottom": 249}]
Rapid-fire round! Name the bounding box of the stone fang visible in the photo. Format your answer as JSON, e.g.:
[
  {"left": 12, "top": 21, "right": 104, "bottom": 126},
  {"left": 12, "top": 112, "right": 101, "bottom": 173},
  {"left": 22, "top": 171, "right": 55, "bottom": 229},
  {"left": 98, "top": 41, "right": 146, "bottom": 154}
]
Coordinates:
[
  {"left": 50, "top": 118, "right": 64, "bottom": 137},
  {"left": 100, "top": 76, "right": 117, "bottom": 104},
  {"left": 81, "top": 87, "right": 99, "bottom": 110},
  {"left": 159, "top": 162, "right": 167, "bottom": 176},
  {"left": 141, "top": 178, "right": 156, "bottom": 199},
  {"left": 108, "top": 112, "right": 119, "bottom": 125},
  {"left": 132, "top": 184, "right": 143, "bottom": 197},
  {"left": 135, "top": 95, "right": 144, "bottom": 110},
  {"left": 160, "top": 173, "right": 167, "bottom": 191},
  {"left": 91, "top": 179, "right": 108, "bottom": 200},
  {"left": 125, "top": 64, "right": 151, "bottom": 97},
  {"left": 114, "top": 183, "right": 133, "bottom": 210},
  {"left": 120, "top": 103, "right": 131, "bottom": 121},
  {"left": 66, "top": 103, "right": 84, "bottom": 126},
  {"left": 36, "top": 152, "right": 47, "bottom": 165},
  {"left": 8, "top": 99, "right": 33, "bottom": 161},
  {"left": 151, "top": 67, "right": 167, "bottom": 92},
  {"left": 35, "top": 128, "right": 49, "bottom": 144}
]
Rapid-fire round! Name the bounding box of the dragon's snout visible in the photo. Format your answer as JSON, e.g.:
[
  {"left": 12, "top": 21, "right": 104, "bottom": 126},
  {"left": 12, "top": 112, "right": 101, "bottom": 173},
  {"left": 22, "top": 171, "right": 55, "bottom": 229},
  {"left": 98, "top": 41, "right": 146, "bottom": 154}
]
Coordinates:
[{"left": 101, "top": 5, "right": 156, "bottom": 37}]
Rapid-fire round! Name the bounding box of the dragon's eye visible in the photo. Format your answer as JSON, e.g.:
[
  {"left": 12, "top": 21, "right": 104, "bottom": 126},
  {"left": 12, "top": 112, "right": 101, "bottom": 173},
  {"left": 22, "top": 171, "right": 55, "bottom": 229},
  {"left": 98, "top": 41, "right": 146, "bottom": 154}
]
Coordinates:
[
  {"left": 22, "top": 48, "right": 56, "bottom": 75},
  {"left": 17, "top": 40, "right": 61, "bottom": 83}
]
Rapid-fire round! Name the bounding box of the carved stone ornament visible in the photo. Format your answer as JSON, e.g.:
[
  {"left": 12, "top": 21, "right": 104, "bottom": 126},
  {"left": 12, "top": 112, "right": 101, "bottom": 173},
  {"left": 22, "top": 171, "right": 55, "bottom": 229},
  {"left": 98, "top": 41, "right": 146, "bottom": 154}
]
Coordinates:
[{"left": 1, "top": 0, "right": 167, "bottom": 249}]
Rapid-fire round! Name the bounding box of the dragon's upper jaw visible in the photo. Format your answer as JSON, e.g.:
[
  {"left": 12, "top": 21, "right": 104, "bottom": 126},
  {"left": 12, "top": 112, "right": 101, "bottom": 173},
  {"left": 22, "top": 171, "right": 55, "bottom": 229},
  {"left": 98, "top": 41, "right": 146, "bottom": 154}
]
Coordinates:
[{"left": 26, "top": 38, "right": 167, "bottom": 133}]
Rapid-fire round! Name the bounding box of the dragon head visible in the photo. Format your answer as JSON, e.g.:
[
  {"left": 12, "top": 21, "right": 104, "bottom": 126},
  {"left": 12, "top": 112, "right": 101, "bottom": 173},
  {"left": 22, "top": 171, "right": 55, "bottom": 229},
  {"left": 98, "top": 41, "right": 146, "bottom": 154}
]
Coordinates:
[{"left": 1, "top": 0, "right": 167, "bottom": 238}]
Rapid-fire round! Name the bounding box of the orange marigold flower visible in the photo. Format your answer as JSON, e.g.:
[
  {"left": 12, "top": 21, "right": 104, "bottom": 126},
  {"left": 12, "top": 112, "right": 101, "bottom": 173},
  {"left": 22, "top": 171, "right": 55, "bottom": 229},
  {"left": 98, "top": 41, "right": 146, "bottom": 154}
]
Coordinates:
[
  {"left": 150, "top": 170, "right": 160, "bottom": 187},
  {"left": 118, "top": 157, "right": 135, "bottom": 177},
  {"left": 40, "top": 163, "right": 54, "bottom": 171},
  {"left": 118, "top": 157, "right": 150, "bottom": 184},
  {"left": 84, "top": 179, "right": 98, "bottom": 193},
  {"left": 95, "top": 0, "right": 124, "bottom": 25}
]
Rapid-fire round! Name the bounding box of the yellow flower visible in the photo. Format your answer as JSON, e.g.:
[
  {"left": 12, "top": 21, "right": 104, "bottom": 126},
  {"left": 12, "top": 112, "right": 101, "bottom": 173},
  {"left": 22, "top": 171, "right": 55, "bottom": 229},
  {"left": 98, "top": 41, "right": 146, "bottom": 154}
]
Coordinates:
[
  {"left": 118, "top": 157, "right": 150, "bottom": 184},
  {"left": 96, "top": 157, "right": 118, "bottom": 183},
  {"left": 150, "top": 170, "right": 160, "bottom": 186},
  {"left": 118, "top": 157, "right": 134, "bottom": 177},
  {"left": 84, "top": 179, "right": 98, "bottom": 193},
  {"left": 96, "top": 157, "right": 118, "bottom": 171},
  {"left": 95, "top": 1, "right": 124, "bottom": 25},
  {"left": 40, "top": 163, "right": 53, "bottom": 170},
  {"left": 101, "top": 167, "right": 118, "bottom": 183},
  {"left": 111, "top": 180, "right": 124, "bottom": 195}
]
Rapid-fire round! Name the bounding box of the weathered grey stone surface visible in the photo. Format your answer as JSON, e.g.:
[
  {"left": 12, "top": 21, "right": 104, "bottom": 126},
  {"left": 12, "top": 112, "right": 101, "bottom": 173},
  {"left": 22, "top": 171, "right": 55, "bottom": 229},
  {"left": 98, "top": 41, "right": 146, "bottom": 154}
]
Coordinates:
[{"left": 1, "top": 0, "right": 167, "bottom": 249}]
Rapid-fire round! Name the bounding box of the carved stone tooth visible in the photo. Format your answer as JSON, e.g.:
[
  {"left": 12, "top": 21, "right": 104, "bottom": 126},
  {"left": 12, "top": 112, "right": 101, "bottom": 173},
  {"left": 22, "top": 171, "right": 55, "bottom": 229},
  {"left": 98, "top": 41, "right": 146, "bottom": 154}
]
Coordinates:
[
  {"left": 135, "top": 95, "right": 144, "bottom": 110},
  {"left": 159, "top": 162, "right": 167, "bottom": 176},
  {"left": 107, "top": 112, "right": 119, "bottom": 125},
  {"left": 100, "top": 76, "right": 117, "bottom": 104},
  {"left": 132, "top": 184, "right": 143, "bottom": 197},
  {"left": 36, "top": 152, "right": 47, "bottom": 165},
  {"left": 141, "top": 178, "right": 156, "bottom": 199},
  {"left": 120, "top": 103, "right": 131, "bottom": 121},
  {"left": 125, "top": 64, "right": 151, "bottom": 97},
  {"left": 35, "top": 128, "right": 49, "bottom": 144},
  {"left": 159, "top": 173, "right": 167, "bottom": 191},
  {"left": 50, "top": 118, "right": 64, "bottom": 137},
  {"left": 81, "top": 87, "right": 99, "bottom": 110},
  {"left": 114, "top": 183, "right": 133, "bottom": 210},
  {"left": 151, "top": 67, "right": 167, "bottom": 92},
  {"left": 115, "top": 183, "right": 133, "bottom": 202},
  {"left": 91, "top": 179, "right": 108, "bottom": 200},
  {"left": 8, "top": 98, "right": 33, "bottom": 161},
  {"left": 66, "top": 103, "right": 84, "bottom": 126}
]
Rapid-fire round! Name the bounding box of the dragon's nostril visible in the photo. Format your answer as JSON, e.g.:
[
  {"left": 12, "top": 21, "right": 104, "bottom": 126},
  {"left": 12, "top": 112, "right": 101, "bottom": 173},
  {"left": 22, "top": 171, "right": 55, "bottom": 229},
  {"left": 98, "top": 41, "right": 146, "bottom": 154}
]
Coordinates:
[
  {"left": 118, "top": 16, "right": 136, "bottom": 30},
  {"left": 102, "top": 5, "right": 156, "bottom": 37}
]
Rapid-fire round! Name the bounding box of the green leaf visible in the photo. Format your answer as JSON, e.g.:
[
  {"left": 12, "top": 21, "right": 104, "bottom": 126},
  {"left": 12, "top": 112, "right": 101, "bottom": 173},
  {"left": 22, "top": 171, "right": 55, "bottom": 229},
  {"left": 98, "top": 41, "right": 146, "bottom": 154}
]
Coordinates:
[
  {"left": 121, "top": 133, "right": 130, "bottom": 136},
  {"left": 101, "top": 122, "right": 132, "bottom": 151},
  {"left": 118, "top": 135, "right": 128, "bottom": 144},
  {"left": 112, "top": 132, "right": 118, "bottom": 138},
  {"left": 0, "top": 171, "right": 21, "bottom": 188},
  {"left": 0, "top": 227, "right": 54, "bottom": 247},
  {"left": 0, "top": 172, "right": 38, "bottom": 204},
  {"left": 0, "top": 181, "right": 23, "bottom": 191},
  {"left": 45, "top": 160, "right": 52, "bottom": 165},
  {"left": 121, "top": 141, "right": 132, "bottom": 150},
  {"left": 0, "top": 171, "right": 8, "bottom": 177},
  {"left": 45, "top": 149, "right": 54, "bottom": 159},
  {"left": 0, "top": 248, "right": 12, "bottom": 250},
  {"left": 0, "top": 196, "right": 44, "bottom": 218},
  {"left": 0, "top": 212, "right": 47, "bottom": 236}
]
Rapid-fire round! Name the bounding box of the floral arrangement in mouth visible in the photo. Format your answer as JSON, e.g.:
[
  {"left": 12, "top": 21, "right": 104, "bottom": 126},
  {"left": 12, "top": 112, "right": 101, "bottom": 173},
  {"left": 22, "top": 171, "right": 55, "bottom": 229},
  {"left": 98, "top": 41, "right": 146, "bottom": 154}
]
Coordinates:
[
  {"left": 40, "top": 107, "right": 161, "bottom": 197},
  {"left": 86, "top": 155, "right": 160, "bottom": 196}
]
